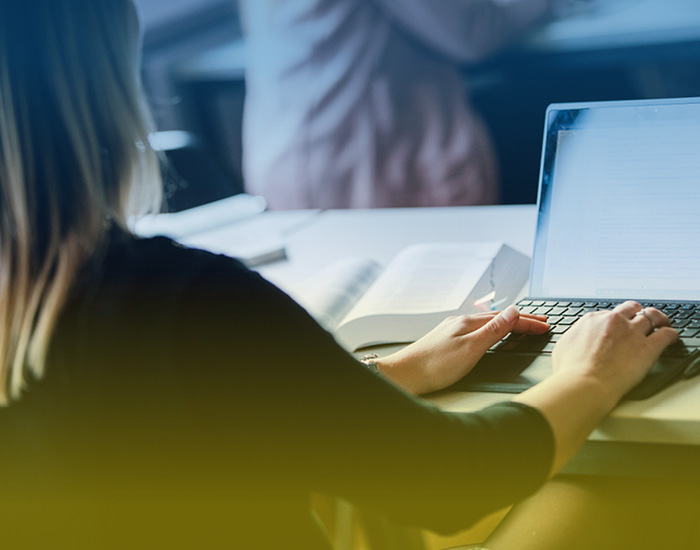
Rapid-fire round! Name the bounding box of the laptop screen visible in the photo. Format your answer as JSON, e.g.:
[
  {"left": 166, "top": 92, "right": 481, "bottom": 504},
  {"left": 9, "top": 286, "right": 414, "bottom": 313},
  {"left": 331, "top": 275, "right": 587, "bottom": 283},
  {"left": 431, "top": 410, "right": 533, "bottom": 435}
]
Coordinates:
[{"left": 530, "top": 98, "right": 700, "bottom": 301}]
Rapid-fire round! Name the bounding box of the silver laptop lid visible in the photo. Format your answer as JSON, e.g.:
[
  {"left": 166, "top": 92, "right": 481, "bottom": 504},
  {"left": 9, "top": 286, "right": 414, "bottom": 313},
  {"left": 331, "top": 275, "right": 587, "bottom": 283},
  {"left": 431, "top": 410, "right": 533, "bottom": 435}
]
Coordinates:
[{"left": 529, "top": 97, "right": 700, "bottom": 301}]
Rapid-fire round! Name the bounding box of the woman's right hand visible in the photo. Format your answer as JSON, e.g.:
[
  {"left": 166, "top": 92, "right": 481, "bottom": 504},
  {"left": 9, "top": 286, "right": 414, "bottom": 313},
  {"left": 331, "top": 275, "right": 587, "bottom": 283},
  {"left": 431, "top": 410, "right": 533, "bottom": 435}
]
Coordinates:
[
  {"left": 514, "top": 300, "right": 679, "bottom": 475},
  {"left": 551, "top": 300, "right": 679, "bottom": 403}
]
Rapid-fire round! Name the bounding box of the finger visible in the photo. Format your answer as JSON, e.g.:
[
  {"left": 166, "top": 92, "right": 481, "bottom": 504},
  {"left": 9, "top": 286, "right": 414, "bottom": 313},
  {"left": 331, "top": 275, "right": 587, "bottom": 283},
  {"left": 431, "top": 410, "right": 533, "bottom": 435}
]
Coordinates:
[
  {"left": 612, "top": 300, "right": 643, "bottom": 319},
  {"left": 441, "top": 312, "right": 501, "bottom": 336},
  {"left": 471, "top": 310, "right": 547, "bottom": 322},
  {"left": 519, "top": 313, "right": 548, "bottom": 322},
  {"left": 631, "top": 307, "right": 671, "bottom": 334},
  {"left": 468, "top": 311, "right": 500, "bottom": 321},
  {"left": 647, "top": 326, "right": 680, "bottom": 353},
  {"left": 467, "top": 305, "right": 520, "bottom": 354},
  {"left": 456, "top": 310, "right": 547, "bottom": 335},
  {"left": 649, "top": 307, "right": 671, "bottom": 327},
  {"left": 512, "top": 317, "right": 550, "bottom": 334}
]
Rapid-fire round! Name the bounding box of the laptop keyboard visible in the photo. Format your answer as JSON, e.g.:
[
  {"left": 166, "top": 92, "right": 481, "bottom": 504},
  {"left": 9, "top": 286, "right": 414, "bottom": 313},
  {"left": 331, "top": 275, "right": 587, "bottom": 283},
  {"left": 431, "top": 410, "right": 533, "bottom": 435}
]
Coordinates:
[{"left": 491, "top": 299, "right": 700, "bottom": 358}]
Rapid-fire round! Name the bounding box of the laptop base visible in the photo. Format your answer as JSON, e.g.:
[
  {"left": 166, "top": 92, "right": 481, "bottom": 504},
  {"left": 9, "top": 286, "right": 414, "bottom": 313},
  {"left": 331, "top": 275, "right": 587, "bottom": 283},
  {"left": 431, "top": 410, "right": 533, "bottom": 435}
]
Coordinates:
[{"left": 452, "top": 349, "right": 700, "bottom": 400}]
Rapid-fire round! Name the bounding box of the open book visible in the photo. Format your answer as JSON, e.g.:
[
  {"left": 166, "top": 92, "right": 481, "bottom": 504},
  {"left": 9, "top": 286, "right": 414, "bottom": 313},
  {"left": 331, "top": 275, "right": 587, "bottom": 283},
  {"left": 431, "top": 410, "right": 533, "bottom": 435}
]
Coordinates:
[{"left": 296, "top": 242, "right": 530, "bottom": 351}]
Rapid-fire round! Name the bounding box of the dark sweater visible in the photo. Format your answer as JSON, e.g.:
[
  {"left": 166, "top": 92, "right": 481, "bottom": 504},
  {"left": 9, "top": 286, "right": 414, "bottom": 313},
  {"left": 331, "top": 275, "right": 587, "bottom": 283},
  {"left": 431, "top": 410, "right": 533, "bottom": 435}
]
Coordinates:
[{"left": 0, "top": 229, "right": 553, "bottom": 549}]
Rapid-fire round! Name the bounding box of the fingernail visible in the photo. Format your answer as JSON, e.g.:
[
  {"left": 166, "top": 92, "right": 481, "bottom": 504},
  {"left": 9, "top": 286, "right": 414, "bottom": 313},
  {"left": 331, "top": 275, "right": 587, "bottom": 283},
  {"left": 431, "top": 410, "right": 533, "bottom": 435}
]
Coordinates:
[{"left": 501, "top": 305, "right": 519, "bottom": 323}]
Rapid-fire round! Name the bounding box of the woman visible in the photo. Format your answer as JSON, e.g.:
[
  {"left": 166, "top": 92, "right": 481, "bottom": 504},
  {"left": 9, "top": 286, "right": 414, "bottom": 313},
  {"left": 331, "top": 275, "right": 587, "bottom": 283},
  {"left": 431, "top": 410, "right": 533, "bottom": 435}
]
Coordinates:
[{"left": 0, "top": 1, "right": 681, "bottom": 549}]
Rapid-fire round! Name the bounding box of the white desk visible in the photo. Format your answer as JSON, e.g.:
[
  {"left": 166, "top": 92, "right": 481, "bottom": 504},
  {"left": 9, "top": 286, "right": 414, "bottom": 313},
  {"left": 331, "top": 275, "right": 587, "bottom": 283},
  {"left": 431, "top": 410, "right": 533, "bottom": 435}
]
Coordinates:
[
  {"left": 248, "top": 205, "right": 700, "bottom": 477},
  {"left": 259, "top": 205, "right": 535, "bottom": 301}
]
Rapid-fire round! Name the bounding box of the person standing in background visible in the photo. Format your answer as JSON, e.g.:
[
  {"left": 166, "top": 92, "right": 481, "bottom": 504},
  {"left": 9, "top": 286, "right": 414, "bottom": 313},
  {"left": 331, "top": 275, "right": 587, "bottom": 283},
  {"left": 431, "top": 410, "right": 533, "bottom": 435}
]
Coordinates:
[{"left": 240, "top": 0, "right": 571, "bottom": 209}]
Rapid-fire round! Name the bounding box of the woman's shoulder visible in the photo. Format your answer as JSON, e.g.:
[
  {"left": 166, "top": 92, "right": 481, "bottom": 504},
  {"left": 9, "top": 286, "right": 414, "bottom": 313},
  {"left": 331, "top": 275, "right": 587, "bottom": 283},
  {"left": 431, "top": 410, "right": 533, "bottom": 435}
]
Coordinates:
[
  {"left": 64, "top": 226, "right": 314, "bottom": 353},
  {"left": 85, "top": 228, "right": 327, "bottom": 354},
  {"left": 104, "top": 227, "right": 254, "bottom": 284},
  {"left": 95, "top": 227, "right": 296, "bottom": 311}
]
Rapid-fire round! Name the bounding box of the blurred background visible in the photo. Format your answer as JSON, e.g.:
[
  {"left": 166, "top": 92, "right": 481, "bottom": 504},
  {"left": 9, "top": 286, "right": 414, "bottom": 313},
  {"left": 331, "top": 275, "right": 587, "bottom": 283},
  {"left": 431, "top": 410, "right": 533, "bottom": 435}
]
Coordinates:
[
  {"left": 135, "top": 0, "right": 700, "bottom": 211},
  {"left": 135, "top": 0, "right": 243, "bottom": 211}
]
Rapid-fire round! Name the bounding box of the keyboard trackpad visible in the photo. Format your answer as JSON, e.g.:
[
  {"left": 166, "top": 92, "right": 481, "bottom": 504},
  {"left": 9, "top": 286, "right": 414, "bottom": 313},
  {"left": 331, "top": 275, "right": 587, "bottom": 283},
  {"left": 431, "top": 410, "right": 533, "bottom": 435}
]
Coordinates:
[{"left": 450, "top": 353, "right": 553, "bottom": 394}]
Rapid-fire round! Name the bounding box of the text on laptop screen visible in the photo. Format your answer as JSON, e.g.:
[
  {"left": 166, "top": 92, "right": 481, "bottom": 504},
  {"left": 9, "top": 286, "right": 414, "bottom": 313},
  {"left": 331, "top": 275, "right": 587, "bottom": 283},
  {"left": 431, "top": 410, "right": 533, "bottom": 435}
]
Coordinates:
[{"left": 530, "top": 99, "right": 700, "bottom": 300}]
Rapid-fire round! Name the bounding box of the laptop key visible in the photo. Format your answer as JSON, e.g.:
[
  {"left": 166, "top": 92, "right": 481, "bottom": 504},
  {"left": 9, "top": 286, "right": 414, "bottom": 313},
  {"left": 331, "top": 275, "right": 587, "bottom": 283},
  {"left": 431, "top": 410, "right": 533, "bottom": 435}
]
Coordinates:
[
  {"left": 490, "top": 340, "right": 522, "bottom": 352},
  {"left": 681, "top": 337, "right": 700, "bottom": 348},
  {"left": 530, "top": 332, "right": 554, "bottom": 342},
  {"left": 558, "top": 317, "right": 577, "bottom": 326}
]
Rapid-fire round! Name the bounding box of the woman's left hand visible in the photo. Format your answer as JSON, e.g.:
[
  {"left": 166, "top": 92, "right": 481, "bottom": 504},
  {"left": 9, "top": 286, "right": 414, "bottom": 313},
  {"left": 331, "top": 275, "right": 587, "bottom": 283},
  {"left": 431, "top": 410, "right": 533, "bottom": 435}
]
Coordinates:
[{"left": 375, "top": 306, "right": 550, "bottom": 395}]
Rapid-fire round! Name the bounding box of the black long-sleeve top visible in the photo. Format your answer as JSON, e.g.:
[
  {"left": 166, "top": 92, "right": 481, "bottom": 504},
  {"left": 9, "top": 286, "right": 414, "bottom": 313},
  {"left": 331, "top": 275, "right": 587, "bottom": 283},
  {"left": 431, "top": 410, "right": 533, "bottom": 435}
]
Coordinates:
[{"left": 0, "top": 229, "right": 553, "bottom": 548}]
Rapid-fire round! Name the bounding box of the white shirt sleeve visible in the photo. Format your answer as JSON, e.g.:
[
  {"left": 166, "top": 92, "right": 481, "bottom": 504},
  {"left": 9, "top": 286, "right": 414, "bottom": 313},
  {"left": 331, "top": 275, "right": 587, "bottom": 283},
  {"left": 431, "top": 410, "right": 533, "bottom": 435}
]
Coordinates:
[{"left": 370, "top": 0, "right": 558, "bottom": 63}]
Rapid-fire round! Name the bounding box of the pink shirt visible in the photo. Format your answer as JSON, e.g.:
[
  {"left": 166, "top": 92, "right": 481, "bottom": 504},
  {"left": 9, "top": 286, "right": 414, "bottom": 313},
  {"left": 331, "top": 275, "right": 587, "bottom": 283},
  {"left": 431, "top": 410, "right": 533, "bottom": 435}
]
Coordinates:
[{"left": 241, "top": 0, "right": 557, "bottom": 209}]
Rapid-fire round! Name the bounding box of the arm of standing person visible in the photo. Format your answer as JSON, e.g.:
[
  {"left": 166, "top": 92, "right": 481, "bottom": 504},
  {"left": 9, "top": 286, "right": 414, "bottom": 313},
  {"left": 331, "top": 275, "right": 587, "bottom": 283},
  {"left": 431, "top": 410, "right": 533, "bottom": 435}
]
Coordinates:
[{"left": 370, "top": 0, "right": 570, "bottom": 63}]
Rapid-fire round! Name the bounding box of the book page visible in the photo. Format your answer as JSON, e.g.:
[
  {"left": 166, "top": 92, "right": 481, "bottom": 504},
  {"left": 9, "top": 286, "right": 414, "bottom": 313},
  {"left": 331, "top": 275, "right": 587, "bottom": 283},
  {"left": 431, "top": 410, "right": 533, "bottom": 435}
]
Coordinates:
[
  {"left": 340, "top": 243, "right": 500, "bottom": 324},
  {"left": 295, "top": 258, "right": 383, "bottom": 330}
]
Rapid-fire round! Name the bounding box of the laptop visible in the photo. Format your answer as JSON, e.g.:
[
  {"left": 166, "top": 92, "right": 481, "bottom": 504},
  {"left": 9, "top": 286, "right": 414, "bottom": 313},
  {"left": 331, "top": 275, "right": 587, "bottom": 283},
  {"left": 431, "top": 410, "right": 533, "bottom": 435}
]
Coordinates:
[{"left": 454, "top": 97, "right": 700, "bottom": 400}]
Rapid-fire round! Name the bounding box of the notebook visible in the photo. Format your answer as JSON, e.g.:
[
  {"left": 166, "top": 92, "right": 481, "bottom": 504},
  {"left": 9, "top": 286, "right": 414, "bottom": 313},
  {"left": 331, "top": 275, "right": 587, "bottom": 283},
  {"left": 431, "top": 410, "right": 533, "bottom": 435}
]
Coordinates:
[{"left": 453, "top": 97, "right": 700, "bottom": 400}]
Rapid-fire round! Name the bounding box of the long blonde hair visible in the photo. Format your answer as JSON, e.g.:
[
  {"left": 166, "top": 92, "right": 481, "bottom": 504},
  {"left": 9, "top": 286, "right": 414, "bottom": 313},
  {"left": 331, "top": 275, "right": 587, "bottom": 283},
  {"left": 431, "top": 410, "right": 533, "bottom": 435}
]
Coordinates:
[{"left": 0, "top": 0, "right": 162, "bottom": 403}]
